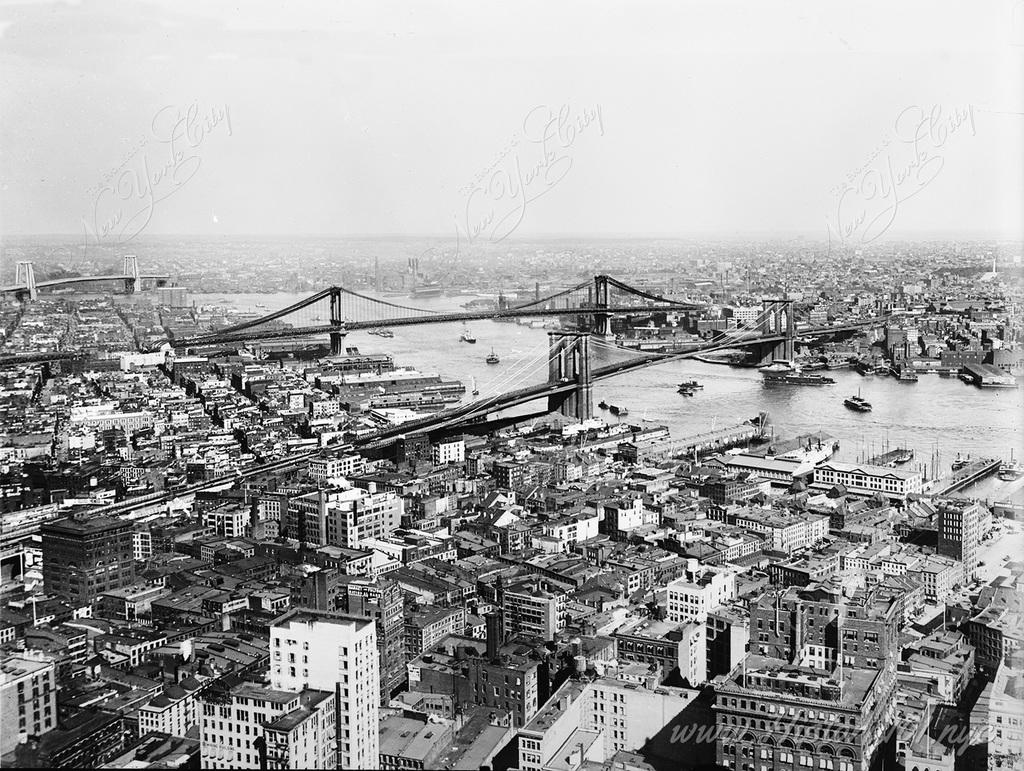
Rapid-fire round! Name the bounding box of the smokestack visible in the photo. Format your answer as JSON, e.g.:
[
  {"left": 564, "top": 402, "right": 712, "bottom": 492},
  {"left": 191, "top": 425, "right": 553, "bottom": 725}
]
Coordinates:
[{"left": 485, "top": 612, "right": 504, "bottom": 661}]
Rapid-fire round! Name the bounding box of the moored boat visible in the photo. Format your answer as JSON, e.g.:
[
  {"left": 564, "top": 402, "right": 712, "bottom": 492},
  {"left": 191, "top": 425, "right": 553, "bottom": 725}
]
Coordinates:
[
  {"left": 764, "top": 372, "right": 836, "bottom": 385},
  {"left": 999, "top": 450, "right": 1023, "bottom": 481}
]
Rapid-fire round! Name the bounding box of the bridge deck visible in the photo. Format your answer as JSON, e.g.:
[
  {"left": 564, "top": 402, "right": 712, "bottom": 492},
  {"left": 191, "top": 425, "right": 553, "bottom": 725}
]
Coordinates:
[{"left": 1, "top": 275, "right": 170, "bottom": 292}]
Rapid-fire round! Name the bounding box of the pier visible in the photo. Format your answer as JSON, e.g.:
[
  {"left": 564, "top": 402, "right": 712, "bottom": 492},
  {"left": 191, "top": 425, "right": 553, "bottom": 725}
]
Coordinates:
[
  {"left": 929, "top": 457, "right": 1001, "bottom": 495},
  {"left": 866, "top": 448, "right": 914, "bottom": 467}
]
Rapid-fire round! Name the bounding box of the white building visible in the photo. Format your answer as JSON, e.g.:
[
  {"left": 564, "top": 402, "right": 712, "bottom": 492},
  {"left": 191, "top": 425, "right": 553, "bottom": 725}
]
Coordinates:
[
  {"left": 503, "top": 579, "right": 567, "bottom": 641},
  {"left": 288, "top": 487, "right": 402, "bottom": 548},
  {"left": 812, "top": 461, "right": 924, "bottom": 500},
  {"left": 308, "top": 453, "right": 365, "bottom": 483},
  {"left": 678, "top": 620, "right": 707, "bottom": 686},
  {"left": 270, "top": 609, "right": 379, "bottom": 771},
  {"left": 970, "top": 661, "right": 1024, "bottom": 771},
  {"left": 432, "top": 439, "right": 466, "bottom": 465},
  {"left": 0, "top": 653, "right": 56, "bottom": 756},
  {"left": 199, "top": 683, "right": 335, "bottom": 770},
  {"left": 202, "top": 506, "right": 250, "bottom": 538},
  {"left": 728, "top": 306, "right": 762, "bottom": 327},
  {"left": 137, "top": 678, "right": 204, "bottom": 738},
  {"left": 539, "top": 512, "right": 600, "bottom": 552},
  {"left": 666, "top": 560, "right": 737, "bottom": 623},
  {"left": 517, "top": 674, "right": 700, "bottom": 771},
  {"left": 68, "top": 404, "right": 154, "bottom": 433}
]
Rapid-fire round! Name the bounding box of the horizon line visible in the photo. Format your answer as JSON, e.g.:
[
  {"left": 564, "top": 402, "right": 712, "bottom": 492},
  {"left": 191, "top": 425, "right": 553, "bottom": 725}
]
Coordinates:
[{"left": 3, "top": 231, "right": 1023, "bottom": 243}]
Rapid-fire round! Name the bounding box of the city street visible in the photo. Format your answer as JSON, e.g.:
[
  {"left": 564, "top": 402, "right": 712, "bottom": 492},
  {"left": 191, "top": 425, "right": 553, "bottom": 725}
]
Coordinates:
[{"left": 976, "top": 517, "right": 1024, "bottom": 584}]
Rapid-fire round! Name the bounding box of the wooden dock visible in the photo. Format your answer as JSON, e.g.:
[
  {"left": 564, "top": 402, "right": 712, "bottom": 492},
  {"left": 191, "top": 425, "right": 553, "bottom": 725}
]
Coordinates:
[{"left": 929, "top": 458, "right": 1001, "bottom": 495}]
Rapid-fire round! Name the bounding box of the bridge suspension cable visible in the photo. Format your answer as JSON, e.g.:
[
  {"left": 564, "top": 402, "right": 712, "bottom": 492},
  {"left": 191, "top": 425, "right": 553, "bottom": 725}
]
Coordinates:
[
  {"left": 604, "top": 276, "right": 693, "bottom": 306},
  {"left": 504, "top": 280, "right": 593, "bottom": 311},
  {"left": 335, "top": 286, "right": 440, "bottom": 316}
]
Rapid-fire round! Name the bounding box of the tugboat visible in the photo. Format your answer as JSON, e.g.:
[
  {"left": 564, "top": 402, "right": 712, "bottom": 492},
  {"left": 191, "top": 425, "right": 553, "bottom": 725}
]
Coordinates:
[
  {"left": 471, "top": 376, "right": 479, "bottom": 397},
  {"left": 485, "top": 348, "right": 500, "bottom": 365},
  {"left": 999, "top": 450, "right": 1023, "bottom": 481},
  {"left": 677, "top": 385, "right": 696, "bottom": 396},
  {"left": 951, "top": 454, "right": 971, "bottom": 472},
  {"left": 678, "top": 380, "right": 703, "bottom": 390},
  {"left": 843, "top": 389, "right": 872, "bottom": 412},
  {"left": 460, "top": 327, "right": 477, "bottom": 344},
  {"left": 598, "top": 400, "right": 609, "bottom": 410}
]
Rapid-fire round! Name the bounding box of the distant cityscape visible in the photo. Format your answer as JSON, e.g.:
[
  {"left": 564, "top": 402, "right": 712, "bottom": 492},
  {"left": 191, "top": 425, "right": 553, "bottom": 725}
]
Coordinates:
[{"left": 0, "top": 236, "right": 1021, "bottom": 770}]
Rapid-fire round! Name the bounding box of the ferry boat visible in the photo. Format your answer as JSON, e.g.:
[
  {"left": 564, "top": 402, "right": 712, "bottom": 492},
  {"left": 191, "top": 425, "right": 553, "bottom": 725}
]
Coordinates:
[
  {"left": 825, "top": 355, "right": 853, "bottom": 370},
  {"left": 999, "top": 450, "right": 1023, "bottom": 481},
  {"left": 678, "top": 385, "right": 696, "bottom": 396},
  {"left": 369, "top": 328, "right": 395, "bottom": 338},
  {"left": 678, "top": 380, "right": 703, "bottom": 390},
  {"left": 485, "top": 348, "right": 500, "bottom": 365},
  {"left": 609, "top": 404, "right": 629, "bottom": 416},
  {"left": 410, "top": 284, "right": 444, "bottom": 298},
  {"left": 763, "top": 371, "right": 836, "bottom": 386},
  {"left": 460, "top": 328, "right": 477, "bottom": 344},
  {"left": 951, "top": 454, "right": 971, "bottom": 472},
  {"left": 843, "top": 390, "right": 872, "bottom": 412}
]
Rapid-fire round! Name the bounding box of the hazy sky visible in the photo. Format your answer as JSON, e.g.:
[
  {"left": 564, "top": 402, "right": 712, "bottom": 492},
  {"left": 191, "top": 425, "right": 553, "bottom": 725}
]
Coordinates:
[{"left": 2, "top": 0, "right": 1022, "bottom": 243}]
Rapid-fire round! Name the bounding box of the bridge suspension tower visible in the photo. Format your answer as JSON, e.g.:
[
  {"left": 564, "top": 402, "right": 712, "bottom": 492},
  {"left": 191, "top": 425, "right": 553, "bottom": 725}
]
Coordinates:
[{"left": 547, "top": 331, "right": 593, "bottom": 422}]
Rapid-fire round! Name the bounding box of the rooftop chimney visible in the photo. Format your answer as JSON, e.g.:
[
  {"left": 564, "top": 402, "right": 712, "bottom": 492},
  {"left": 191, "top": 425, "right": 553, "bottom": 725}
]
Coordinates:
[{"left": 485, "top": 611, "right": 504, "bottom": 662}]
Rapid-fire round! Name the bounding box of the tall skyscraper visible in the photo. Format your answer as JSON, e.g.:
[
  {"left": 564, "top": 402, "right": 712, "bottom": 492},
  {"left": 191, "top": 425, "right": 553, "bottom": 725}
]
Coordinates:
[
  {"left": 40, "top": 516, "right": 135, "bottom": 606},
  {"left": 341, "top": 575, "right": 406, "bottom": 703},
  {"left": 270, "top": 609, "right": 379, "bottom": 770},
  {"left": 937, "top": 499, "right": 982, "bottom": 584}
]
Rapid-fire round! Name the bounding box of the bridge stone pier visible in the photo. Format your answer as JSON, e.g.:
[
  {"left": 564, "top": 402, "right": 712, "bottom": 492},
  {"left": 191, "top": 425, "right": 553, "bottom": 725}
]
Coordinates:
[
  {"left": 328, "top": 287, "right": 347, "bottom": 355},
  {"left": 547, "top": 331, "right": 593, "bottom": 422},
  {"left": 15, "top": 262, "right": 37, "bottom": 301},
  {"left": 592, "top": 275, "right": 613, "bottom": 337},
  {"left": 755, "top": 299, "right": 795, "bottom": 364},
  {"left": 123, "top": 254, "right": 140, "bottom": 293}
]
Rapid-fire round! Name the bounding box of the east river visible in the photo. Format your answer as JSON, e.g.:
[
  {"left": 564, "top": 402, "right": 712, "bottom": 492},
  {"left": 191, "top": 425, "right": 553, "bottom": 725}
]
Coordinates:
[{"left": 198, "top": 292, "right": 1024, "bottom": 504}]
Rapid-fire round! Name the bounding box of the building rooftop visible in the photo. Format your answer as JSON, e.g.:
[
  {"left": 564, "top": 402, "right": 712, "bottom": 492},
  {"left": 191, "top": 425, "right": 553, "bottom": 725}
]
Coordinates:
[
  {"left": 378, "top": 713, "right": 452, "bottom": 761},
  {"left": 263, "top": 689, "right": 333, "bottom": 732},
  {"left": 270, "top": 607, "right": 374, "bottom": 630}
]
